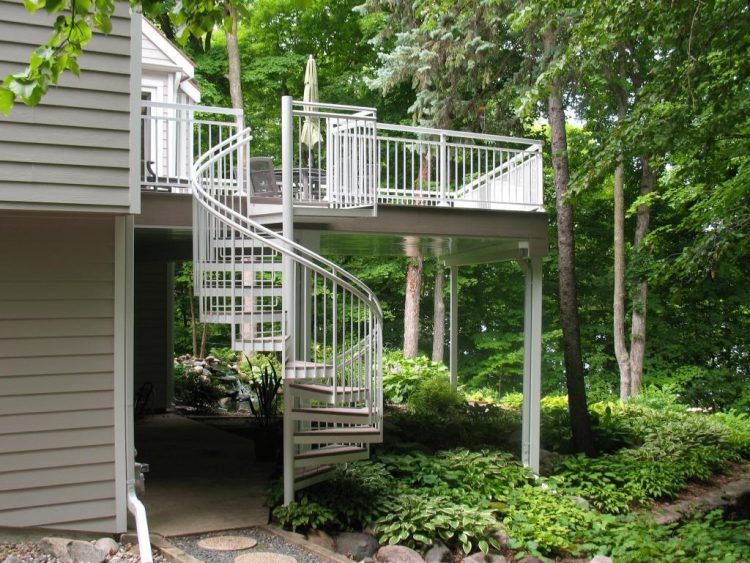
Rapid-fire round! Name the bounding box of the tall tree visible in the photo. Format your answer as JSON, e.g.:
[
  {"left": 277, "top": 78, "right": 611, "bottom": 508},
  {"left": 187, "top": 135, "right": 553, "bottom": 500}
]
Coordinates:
[
  {"left": 403, "top": 255, "right": 423, "bottom": 358},
  {"left": 543, "top": 26, "right": 595, "bottom": 455},
  {"left": 224, "top": 1, "right": 244, "bottom": 112}
]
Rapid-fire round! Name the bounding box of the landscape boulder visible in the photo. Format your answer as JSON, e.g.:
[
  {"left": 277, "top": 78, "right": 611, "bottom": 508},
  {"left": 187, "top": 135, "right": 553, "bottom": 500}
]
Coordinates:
[
  {"left": 374, "top": 545, "right": 423, "bottom": 563},
  {"left": 307, "top": 529, "right": 336, "bottom": 552},
  {"left": 334, "top": 532, "right": 379, "bottom": 561},
  {"left": 39, "top": 538, "right": 73, "bottom": 563},
  {"left": 94, "top": 538, "right": 120, "bottom": 557},
  {"left": 463, "top": 553, "right": 507, "bottom": 563},
  {"left": 67, "top": 540, "right": 107, "bottom": 563},
  {"left": 424, "top": 540, "right": 452, "bottom": 562},
  {"left": 590, "top": 556, "right": 613, "bottom": 563}
]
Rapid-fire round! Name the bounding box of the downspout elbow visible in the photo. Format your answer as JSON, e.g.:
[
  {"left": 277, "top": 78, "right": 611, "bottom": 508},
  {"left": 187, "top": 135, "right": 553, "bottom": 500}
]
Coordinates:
[{"left": 126, "top": 480, "right": 153, "bottom": 563}]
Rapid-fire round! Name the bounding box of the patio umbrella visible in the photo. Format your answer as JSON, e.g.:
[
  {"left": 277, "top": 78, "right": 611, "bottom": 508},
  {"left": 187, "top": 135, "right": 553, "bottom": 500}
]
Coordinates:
[{"left": 300, "top": 55, "right": 322, "bottom": 149}]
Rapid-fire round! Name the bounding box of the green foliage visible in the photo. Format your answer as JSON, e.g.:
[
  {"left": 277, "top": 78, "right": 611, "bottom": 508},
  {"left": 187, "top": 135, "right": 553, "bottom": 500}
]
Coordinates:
[
  {"left": 208, "top": 347, "right": 238, "bottom": 364},
  {"left": 379, "top": 449, "right": 532, "bottom": 502},
  {"left": 591, "top": 510, "right": 750, "bottom": 563},
  {"left": 272, "top": 497, "right": 334, "bottom": 534},
  {"left": 375, "top": 494, "right": 500, "bottom": 554},
  {"left": 288, "top": 393, "right": 750, "bottom": 560},
  {"left": 1, "top": 0, "right": 238, "bottom": 114},
  {"left": 173, "top": 365, "right": 224, "bottom": 413},
  {"left": 556, "top": 398, "right": 750, "bottom": 513},
  {"left": 305, "top": 462, "right": 394, "bottom": 530},
  {"left": 408, "top": 377, "right": 466, "bottom": 419},
  {"left": 242, "top": 356, "right": 282, "bottom": 428},
  {"left": 497, "top": 485, "right": 598, "bottom": 558},
  {"left": 382, "top": 350, "right": 449, "bottom": 404}
]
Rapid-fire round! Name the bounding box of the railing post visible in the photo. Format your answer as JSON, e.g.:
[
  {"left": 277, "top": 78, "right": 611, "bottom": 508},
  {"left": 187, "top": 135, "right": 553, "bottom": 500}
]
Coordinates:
[
  {"left": 439, "top": 133, "right": 448, "bottom": 206},
  {"left": 449, "top": 265, "right": 458, "bottom": 389},
  {"left": 535, "top": 145, "right": 543, "bottom": 208},
  {"left": 281, "top": 95, "right": 296, "bottom": 505}
]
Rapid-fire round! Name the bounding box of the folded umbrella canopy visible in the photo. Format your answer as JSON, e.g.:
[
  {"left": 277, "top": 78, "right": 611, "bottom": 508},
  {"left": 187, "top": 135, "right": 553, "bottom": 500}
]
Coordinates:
[{"left": 300, "top": 55, "right": 322, "bottom": 149}]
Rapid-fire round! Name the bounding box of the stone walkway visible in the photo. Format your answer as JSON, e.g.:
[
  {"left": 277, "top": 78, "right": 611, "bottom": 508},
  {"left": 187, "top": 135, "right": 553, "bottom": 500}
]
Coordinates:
[
  {"left": 170, "top": 528, "right": 325, "bottom": 563},
  {"left": 134, "top": 414, "right": 274, "bottom": 536}
]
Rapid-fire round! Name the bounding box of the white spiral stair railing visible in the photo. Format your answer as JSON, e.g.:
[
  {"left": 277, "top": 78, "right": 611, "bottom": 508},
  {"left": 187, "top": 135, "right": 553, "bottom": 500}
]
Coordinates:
[{"left": 192, "top": 128, "right": 384, "bottom": 504}]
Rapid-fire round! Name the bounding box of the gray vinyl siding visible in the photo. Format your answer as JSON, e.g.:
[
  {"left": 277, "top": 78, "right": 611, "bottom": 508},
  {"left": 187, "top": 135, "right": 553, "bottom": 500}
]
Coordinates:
[
  {"left": 0, "top": 0, "right": 137, "bottom": 213},
  {"left": 0, "top": 214, "right": 119, "bottom": 533}
]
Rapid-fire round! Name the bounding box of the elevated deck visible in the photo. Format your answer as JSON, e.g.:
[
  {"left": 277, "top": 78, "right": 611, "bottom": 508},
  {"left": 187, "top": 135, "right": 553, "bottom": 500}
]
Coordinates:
[{"left": 137, "top": 99, "right": 546, "bottom": 263}]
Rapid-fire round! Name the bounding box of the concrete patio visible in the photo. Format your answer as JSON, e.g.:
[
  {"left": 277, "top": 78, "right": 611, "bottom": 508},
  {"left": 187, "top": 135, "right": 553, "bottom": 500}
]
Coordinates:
[{"left": 134, "top": 414, "right": 274, "bottom": 536}]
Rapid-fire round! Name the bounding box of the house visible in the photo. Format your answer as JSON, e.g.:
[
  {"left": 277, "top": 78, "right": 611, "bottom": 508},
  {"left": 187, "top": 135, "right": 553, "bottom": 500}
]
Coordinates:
[{"left": 0, "top": 2, "right": 547, "bottom": 542}]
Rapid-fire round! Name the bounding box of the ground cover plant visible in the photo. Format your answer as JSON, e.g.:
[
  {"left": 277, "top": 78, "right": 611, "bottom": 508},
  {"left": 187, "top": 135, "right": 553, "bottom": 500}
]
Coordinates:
[{"left": 273, "top": 370, "right": 750, "bottom": 561}]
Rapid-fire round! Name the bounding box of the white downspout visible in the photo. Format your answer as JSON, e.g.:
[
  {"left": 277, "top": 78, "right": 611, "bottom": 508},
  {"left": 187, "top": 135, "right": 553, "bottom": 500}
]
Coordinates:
[
  {"left": 127, "top": 483, "right": 153, "bottom": 563},
  {"left": 121, "top": 214, "right": 154, "bottom": 562}
]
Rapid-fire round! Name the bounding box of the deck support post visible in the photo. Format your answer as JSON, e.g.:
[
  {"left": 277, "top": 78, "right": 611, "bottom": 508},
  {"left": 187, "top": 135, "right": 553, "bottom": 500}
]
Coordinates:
[
  {"left": 281, "top": 95, "right": 296, "bottom": 505},
  {"left": 520, "top": 256, "right": 542, "bottom": 473},
  {"left": 449, "top": 265, "right": 458, "bottom": 389}
]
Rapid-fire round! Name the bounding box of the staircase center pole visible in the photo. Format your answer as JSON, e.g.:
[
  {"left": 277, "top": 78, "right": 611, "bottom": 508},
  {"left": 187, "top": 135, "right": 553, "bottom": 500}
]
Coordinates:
[{"left": 281, "top": 95, "right": 296, "bottom": 504}]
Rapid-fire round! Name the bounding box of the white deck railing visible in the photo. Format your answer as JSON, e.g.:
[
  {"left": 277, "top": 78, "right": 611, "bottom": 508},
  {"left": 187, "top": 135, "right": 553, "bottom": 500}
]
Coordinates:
[
  {"left": 291, "top": 101, "right": 378, "bottom": 209},
  {"left": 143, "top": 99, "right": 543, "bottom": 211},
  {"left": 140, "top": 100, "right": 243, "bottom": 193},
  {"left": 376, "top": 123, "right": 543, "bottom": 211}
]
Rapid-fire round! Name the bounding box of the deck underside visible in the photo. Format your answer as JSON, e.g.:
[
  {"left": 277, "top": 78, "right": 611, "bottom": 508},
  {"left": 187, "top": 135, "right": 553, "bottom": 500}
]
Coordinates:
[{"left": 135, "top": 192, "right": 548, "bottom": 263}]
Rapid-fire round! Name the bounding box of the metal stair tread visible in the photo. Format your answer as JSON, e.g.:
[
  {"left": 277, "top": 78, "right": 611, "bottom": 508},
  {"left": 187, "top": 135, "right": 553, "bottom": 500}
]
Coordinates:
[
  {"left": 294, "top": 445, "right": 367, "bottom": 461},
  {"left": 292, "top": 406, "right": 369, "bottom": 417},
  {"left": 288, "top": 382, "right": 366, "bottom": 395},
  {"left": 295, "top": 426, "right": 379, "bottom": 437}
]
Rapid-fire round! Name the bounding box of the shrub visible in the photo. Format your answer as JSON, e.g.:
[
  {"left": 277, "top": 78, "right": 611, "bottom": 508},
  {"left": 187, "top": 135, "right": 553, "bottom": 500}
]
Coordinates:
[
  {"left": 382, "top": 351, "right": 449, "bottom": 404},
  {"left": 379, "top": 449, "right": 532, "bottom": 502},
  {"left": 208, "top": 346, "right": 238, "bottom": 364},
  {"left": 408, "top": 377, "right": 466, "bottom": 419},
  {"left": 385, "top": 403, "right": 519, "bottom": 452},
  {"left": 306, "top": 462, "right": 394, "bottom": 529},
  {"left": 272, "top": 497, "right": 334, "bottom": 533},
  {"left": 374, "top": 493, "right": 501, "bottom": 554},
  {"left": 173, "top": 366, "right": 224, "bottom": 413}
]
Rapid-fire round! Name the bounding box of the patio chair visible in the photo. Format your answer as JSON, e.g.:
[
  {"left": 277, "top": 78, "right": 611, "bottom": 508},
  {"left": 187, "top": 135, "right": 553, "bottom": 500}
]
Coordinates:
[{"left": 249, "top": 157, "right": 281, "bottom": 197}]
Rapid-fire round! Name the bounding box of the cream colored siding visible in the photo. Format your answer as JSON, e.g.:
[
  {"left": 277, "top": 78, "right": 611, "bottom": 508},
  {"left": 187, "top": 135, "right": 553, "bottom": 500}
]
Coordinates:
[
  {"left": 0, "top": 214, "right": 120, "bottom": 532},
  {"left": 0, "top": 0, "right": 136, "bottom": 213},
  {"left": 142, "top": 33, "right": 175, "bottom": 68}
]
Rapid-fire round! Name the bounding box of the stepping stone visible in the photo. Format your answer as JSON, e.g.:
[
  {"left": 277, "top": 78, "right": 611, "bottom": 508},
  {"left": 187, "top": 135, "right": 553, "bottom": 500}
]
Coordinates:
[
  {"left": 197, "top": 536, "right": 258, "bottom": 551},
  {"left": 235, "top": 553, "right": 297, "bottom": 563}
]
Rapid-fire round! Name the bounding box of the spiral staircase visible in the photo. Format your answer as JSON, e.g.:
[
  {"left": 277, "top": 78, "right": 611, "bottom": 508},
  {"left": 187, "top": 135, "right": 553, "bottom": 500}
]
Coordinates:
[{"left": 191, "top": 99, "right": 383, "bottom": 504}]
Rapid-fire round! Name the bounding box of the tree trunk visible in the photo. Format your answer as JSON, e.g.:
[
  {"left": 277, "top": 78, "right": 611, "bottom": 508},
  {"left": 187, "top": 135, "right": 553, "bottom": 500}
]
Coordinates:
[
  {"left": 612, "top": 58, "right": 631, "bottom": 401},
  {"left": 629, "top": 155, "right": 655, "bottom": 395},
  {"left": 403, "top": 255, "right": 423, "bottom": 358},
  {"left": 199, "top": 323, "right": 208, "bottom": 359},
  {"left": 224, "top": 1, "right": 243, "bottom": 111},
  {"left": 613, "top": 155, "right": 631, "bottom": 400},
  {"left": 188, "top": 286, "right": 198, "bottom": 357},
  {"left": 545, "top": 29, "right": 595, "bottom": 456},
  {"left": 432, "top": 263, "right": 446, "bottom": 363}
]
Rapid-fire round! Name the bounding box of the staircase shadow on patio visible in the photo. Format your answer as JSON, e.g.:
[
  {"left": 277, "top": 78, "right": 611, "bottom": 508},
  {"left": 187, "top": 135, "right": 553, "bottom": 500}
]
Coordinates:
[{"left": 134, "top": 414, "right": 274, "bottom": 536}]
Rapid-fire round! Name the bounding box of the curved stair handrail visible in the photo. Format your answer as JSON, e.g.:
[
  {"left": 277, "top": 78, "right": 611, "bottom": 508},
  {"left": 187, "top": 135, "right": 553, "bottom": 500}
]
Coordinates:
[
  {"left": 191, "top": 126, "right": 384, "bottom": 503},
  {"left": 192, "top": 128, "right": 383, "bottom": 320}
]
